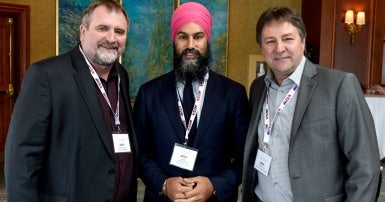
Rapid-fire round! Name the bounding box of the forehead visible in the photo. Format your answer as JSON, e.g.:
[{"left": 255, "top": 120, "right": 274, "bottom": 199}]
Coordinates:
[
  {"left": 89, "top": 6, "right": 128, "bottom": 28},
  {"left": 177, "top": 23, "right": 205, "bottom": 34},
  {"left": 262, "top": 20, "right": 298, "bottom": 37}
]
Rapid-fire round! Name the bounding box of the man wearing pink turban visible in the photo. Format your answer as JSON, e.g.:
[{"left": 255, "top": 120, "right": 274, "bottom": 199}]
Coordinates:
[{"left": 133, "top": 2, "right": 250, "bottom": 201}]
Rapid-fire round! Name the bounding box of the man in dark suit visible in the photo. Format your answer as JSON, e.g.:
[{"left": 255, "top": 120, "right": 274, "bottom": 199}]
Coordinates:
[
  {"left": 133, "top": 2, "right": 250, "bottom": 202},
  {"left": 242, "top": 6, "right": 380, "bottom": 202},
  {"left": 5, "top": 0, "right": 138, "bottom": 201}
]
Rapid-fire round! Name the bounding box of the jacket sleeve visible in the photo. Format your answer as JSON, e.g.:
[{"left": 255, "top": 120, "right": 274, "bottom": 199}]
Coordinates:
[
  {"left": 5, "top": 64, "right": 51, "bottom": 201},
  {"left": 337, "top": 73, "right": 380, "bottom": 201},
  {"left": 133, "top": 85, "right": 169, "bottom": 194},
  {"left": 208, "top": 85, "right": 250, "bottom": 201}
]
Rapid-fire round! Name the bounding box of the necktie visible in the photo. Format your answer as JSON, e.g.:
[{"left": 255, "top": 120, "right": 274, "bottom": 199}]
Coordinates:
[{"left": 183, "top": 75, "right": 196, "bottom": 145}]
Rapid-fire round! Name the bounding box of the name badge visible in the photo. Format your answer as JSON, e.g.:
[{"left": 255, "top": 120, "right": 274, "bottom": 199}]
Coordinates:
[
  {"left": 169, "top": 143, "right": 198, "bottom": 171},
  {"left": 254, "top": 149, "right": 272, "bottom": 176},
  {"left": 112, "top": 133, "right": 131, "bottom": 153}
]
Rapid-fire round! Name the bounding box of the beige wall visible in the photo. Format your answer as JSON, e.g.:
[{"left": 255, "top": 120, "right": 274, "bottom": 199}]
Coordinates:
[
  {"left": 0, "top": 0, "right": 56, "bottom": 64},
  {"left": 228, "top": 0, "right": 302, "bottom": 89},
  {"left": 0, "top": 0, "right": 301, "bottom": 90}
]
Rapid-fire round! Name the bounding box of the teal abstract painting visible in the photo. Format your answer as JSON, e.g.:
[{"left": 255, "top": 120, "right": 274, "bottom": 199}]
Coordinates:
[
  {"left": 122, "top": 0, "right": 174, "bottom": 99},
  {"left": 57, "top": 0, "right": 93, "bottom": 54}
]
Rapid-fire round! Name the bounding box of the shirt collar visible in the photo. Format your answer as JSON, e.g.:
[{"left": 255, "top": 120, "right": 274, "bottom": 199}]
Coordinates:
[{"left": 265, "top": 55, "right": 306, "bottom": 87}]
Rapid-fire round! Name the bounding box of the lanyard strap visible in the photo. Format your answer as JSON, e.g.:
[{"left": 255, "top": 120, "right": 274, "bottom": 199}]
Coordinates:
[
  {"left": 177, "top": 79, "right": 207, "bottom": 145},
  {"left": 79, "top": 46, "right": 121, "bottom": 130},
  {"left": 263, "top": 84, "right": 298, "bottom": 147}
]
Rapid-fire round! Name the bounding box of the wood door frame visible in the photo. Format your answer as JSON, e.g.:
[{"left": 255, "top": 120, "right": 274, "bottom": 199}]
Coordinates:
[
  {"left": 319, "top": 0, "right": 336, "bottom": 68},
  {"left": 0, "top": 3, "right": 29, "bottom": 156},
  {"left": 370, "top": 0, "right": 385, "bottom": 86},
  {"left": 0, "top": 3, "right": 30, "bottom": 91}
]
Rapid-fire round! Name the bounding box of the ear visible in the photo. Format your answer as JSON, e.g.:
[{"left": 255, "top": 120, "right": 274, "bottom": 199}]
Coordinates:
[
  {"left": 79, "top": 24, "right": 86, "bottom": 41},
  {"left": 302, "top": 38, "right": 306, "bottom": 50}
]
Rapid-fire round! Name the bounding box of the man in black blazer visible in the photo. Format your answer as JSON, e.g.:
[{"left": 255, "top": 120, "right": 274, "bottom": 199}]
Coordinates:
[
  {"left": 242, "top": 6, "right": 380, "bottom": 202},
  {"left": 5, "top": 0, "right": 138, "bottom": 201},
  {"left": 133, "top": 2, "right": 250, "bottom": 202}
]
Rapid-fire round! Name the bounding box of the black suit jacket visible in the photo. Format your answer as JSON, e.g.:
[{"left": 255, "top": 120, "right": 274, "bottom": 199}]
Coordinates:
[
  {"left": 133, "top": 70, "right": 250, "bottom": 202},
  {"left": 5, "top": 46, "right": 138, "bottom": 202}
]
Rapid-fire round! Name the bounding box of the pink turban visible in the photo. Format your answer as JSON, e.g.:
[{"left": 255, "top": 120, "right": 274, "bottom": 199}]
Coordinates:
[{"left": 171, "top": 2, "right": 212, "bottom": 42}]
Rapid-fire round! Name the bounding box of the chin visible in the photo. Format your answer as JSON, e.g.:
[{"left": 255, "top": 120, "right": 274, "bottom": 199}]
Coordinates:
[{"left": 99, "top": 53, "right": 119, "bottom": 62}]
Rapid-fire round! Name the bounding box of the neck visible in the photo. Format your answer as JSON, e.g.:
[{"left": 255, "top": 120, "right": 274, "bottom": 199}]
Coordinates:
[
  {"left": 272, "top": 71, "right": 292, "bottom": 86},
  {"left": 274, "top": 78, "right": 284, "bottom": 86},
  {"left": 93, "top": 63, "right": 112, "bottom": 81}
]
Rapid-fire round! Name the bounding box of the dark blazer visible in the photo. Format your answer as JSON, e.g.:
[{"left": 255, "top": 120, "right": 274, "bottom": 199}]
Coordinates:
[
  {"left": 133, "top": 70, "right": 250, "bottom": 202},
  {"left": 242, "top": 59, "right": 380, "bottom": 202},
  {"left": 5, "top": 46, "right": 138, "bottom": 202}
]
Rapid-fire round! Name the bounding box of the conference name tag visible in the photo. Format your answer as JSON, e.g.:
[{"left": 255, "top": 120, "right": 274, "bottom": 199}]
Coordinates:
[
  {"left": 112, "top": 133, "right": 131, "bottom": 153},
  {"left": 169, "top": 143, "right": 198, "bottom": 171},
  {"left": 254, "top": 149, "right": 272, "bottom": 176}
]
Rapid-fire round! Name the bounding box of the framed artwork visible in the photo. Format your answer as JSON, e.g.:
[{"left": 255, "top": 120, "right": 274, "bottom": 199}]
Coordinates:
[
  {"left": 121, "top": 0, "right": 174, "bottom": 99},
  {"left": 56, "top": 0, "right": 93, "bottom": 54},
  {"left": 57, "top": 0, "right": 228, "bottom": 99}
]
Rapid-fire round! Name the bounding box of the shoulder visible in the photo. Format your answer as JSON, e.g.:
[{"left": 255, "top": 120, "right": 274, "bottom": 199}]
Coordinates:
[
  {"left": 306, "top": 61, "right": 348, "bottom": 78},
  {"left": 304, "top": 62, "right": 363, "bottom": 97},
  {"left": 136, "top": 71, "right": 175, "bottom": 98},
  {"left": 305, "top": 61, "right": 357, "bottom": 85},
  {"left": 316, "top": 65, "right": 347, "bottom": 77},
  {"left": 140, "top": 71, "right": 174, "bottom": 88},
  {"left": 209, "top": 70, "right": 245, "bottom": 91},
  {"left": 29, "top": 48, "right": 75, "bottom": 73}
]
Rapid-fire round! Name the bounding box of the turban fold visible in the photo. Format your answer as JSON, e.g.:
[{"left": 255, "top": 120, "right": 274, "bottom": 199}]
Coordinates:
[{"left": 171, "top": 2, "right": 212, "bottom": 42}]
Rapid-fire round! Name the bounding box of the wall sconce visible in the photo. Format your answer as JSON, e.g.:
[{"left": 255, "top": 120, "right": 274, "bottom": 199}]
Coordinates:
[{"left": 344, "top": 10, "right": 365, "bottom": 44}]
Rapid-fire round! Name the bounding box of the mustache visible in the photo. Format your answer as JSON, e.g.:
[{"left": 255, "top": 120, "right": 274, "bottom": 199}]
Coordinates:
[
  {"left": 174, "top": 48, "right": 202, "bottom": 61},
  {"left": 181, "top": 48, "right": 201, "bottom": 56},
  {"left": 98, "top": 40, "right": 119, "bottom": 49}
]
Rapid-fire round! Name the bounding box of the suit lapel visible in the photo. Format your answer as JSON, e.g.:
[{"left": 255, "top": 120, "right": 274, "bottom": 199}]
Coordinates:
[
  {"left": 290, "top": 61, "right": 318, "bottom": 144},
  {"left": 192, "top": 71, "right": 224, "bottom": 147},
  {"left": 157, "top": 72, "right": 186, "bottom": 143},
  {"left": 71, "top": 47, "right": 114, "bottom": 158},
  {"left": 248, "top": 80, "right": 267, "bottom": 148},
  {"left": 243, "top": 80, "right": 266, "bottom": 191}
]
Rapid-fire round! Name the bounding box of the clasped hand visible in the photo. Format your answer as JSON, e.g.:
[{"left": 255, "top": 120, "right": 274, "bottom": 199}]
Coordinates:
[{"left": 165, "top": 176, "right": 214, "bottom": 202}]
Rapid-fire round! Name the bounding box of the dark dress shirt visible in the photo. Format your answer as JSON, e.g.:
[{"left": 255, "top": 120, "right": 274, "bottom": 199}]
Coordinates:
[{"left": 96, "top": 69, "right": 134, "bottom": 202}]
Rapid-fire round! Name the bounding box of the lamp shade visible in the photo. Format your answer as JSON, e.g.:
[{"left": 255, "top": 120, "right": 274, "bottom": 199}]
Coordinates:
[
  {"left": 356, "top": 11, "right": 365, "bottom": 25},
  {"left": 345, "top": 10, "right": 354, "bottom": 24}
]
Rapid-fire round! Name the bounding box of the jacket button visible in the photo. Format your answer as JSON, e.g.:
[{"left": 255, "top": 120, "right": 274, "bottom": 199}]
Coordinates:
[{"left": 108, "top": 169, "right": 115, "bottom": 174}]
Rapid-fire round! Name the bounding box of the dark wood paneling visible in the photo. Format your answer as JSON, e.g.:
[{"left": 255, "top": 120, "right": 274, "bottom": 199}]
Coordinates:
[
  {"left": 0, "top": 3, "right": 30, "bottom": 91},
  {"left": 319, "top": 0, "right": 336, "bottom": 67},
  {"left": 370, "top": 0, "right": 385, "bottom": 86},
  {"left": 334, "top": 0, "right": 371, "bottom": 89},
  {"left": 301, "top": 0, "right": 322, "bottom": 63},
  {"left": 303, "top": 0, "right": 385, "bottom": 90},
  {"left": 0, "top": 3, "right": 30, "bottom": 155}
]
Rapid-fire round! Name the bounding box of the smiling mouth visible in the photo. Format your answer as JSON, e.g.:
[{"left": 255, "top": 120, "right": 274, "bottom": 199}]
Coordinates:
[
  {"left": 184, "top": 53, "right": 197, "bottom": 59},
  {"left": 100, "top": 45, "right": 117, "bottom": 50},
  {"left": 275, "top": 56, "right": 289, "bottom": 61},
  {"left": 98, "top": 40, "right": 119, "bottom": 50}
]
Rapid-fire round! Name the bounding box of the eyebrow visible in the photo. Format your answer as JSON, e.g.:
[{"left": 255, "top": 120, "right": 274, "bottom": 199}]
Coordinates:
[
  {"left": 177, "top": 31, "right": 205, "bottom": 36},
  {"left": 263, "top": 32, "right": 295, "bottom": 40}
]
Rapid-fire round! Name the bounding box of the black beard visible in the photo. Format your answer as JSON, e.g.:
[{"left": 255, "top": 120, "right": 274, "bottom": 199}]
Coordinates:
[{"left": 173, "top": 46, "right": 210, "bottom": 83}]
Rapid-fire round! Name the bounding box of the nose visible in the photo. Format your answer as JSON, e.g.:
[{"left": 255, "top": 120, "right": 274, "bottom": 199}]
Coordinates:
[
  {"left": 187, "top": 37, "right": 195, "bottom": 49},
  {"left": 106, "top": 30, "right": 117, "bottom": 42},
  {"left": 274, "top": 40, "right": 285, "bottom": 53}
]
